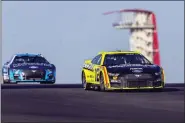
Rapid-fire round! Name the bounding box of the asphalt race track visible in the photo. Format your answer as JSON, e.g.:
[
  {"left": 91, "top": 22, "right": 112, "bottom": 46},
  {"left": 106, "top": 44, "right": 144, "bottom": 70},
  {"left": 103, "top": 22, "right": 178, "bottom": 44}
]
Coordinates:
[{"left": 1, "top": 84, "right": 185, "bottom": 123}]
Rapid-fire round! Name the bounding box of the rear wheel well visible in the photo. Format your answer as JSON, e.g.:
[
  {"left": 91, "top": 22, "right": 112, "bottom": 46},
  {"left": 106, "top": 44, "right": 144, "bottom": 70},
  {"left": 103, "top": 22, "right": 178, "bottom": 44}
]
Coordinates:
[
  {"left": 99, "top": 71, "right": 103, "bottom": 80},
  {"left": 81, "top": 70, "right": 85, "bottom": 81}
]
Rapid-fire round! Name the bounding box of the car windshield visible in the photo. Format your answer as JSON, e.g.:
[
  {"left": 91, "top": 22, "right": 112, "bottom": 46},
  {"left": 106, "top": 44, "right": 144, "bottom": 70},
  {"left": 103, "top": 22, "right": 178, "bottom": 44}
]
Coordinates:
[
  {"left": 103, "top": 54, "right": 151, "bottom": 66},
  {"left": 13, "top": 56, "right": 49, "bottom": 64}
]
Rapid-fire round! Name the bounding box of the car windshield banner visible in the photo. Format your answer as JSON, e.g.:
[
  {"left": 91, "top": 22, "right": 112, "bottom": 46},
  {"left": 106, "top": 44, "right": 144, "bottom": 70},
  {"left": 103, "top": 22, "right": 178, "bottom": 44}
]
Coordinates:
[{"left": 12, "top": 63, "right": 52, "bottom": 68}]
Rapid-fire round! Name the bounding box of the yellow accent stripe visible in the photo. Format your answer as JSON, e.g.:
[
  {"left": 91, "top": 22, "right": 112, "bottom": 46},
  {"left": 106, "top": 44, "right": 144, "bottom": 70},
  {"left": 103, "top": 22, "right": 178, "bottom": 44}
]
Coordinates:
[{"left": 102, "top": 67, "right": 109, "bottom": 87}]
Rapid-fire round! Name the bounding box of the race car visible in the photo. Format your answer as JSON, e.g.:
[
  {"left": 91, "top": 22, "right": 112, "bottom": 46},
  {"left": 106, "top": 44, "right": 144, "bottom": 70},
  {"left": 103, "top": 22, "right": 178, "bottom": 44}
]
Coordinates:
[
  {"left": 2, "top": 53, "right": 56, "bottom": 84},
  {"left": 81, "top": 50, "right": 165, "bottom": 91}
]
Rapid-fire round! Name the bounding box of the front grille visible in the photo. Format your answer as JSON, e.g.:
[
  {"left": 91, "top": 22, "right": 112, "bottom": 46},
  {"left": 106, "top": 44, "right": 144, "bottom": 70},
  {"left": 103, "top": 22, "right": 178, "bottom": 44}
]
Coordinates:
[
  {"left": 110, "top": 73, "right": 158, "bottom": 88},
  {"left": 127, "top": 81, "right": 152, "bottom": 88},
  {"left": 124, "top": 74, "right": 154, "bottom": 81},
  {"left": 23, "top": 69, "right": 45, "bottom": 80}
]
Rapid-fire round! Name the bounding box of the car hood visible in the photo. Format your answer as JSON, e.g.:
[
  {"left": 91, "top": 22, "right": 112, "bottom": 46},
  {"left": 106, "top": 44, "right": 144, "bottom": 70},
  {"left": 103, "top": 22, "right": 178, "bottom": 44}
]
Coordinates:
[
  {"left": 10, "top": 63, "right": 55, "bottom": 69},
  {"left": 106, "top": 64, "right": 160, "bottom": 74}
]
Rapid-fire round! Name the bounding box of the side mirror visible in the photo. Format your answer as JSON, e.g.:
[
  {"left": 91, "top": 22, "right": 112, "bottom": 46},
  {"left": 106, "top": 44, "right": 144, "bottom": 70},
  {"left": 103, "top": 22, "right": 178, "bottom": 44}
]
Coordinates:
[{"left": 4, "top": 61, "right": 9, "bottom": 65}]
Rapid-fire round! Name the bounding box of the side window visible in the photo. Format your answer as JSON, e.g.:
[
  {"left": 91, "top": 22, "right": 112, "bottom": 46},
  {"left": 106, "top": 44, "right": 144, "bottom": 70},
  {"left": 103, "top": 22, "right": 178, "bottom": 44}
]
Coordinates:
[
  {"left": 9, "top": 55, "right": 15, "bottom": 64},
  {"left": 91, "top": 56, "right": 98, "bottom": 64},
  {"left": 97, "top": 55, "right": 102, "bottom": 65},
  {"left": 92, "top": 55, "right": 102, "bottom": 65}
]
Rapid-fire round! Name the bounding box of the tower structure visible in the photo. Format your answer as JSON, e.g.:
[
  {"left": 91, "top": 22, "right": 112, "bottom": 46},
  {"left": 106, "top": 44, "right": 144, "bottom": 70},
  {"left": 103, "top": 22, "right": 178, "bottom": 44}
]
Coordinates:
[{"left": 103, "top": 9, "right": 160, "bottom": 65}]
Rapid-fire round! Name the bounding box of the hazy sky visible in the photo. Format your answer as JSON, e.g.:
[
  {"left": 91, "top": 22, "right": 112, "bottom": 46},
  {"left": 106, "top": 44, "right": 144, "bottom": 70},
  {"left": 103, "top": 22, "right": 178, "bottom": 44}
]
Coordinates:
[{"left": 2, "top": 1, "right": 184, "bottom": 83}]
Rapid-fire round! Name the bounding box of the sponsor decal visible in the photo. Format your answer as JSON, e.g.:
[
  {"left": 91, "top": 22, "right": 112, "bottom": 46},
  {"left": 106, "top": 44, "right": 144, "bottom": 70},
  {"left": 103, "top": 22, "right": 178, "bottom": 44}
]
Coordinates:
[
  {"left": 113, "top": 76, "right": 118, "bottom": 80},
  {"left": 12, "top": 63, "right": 52, "bottom": 68},
  {"left": 132, "top": 69, "right": 143, "bottom": 73},
  {"left": 135, "top": 74, "right": 141, "bottom": 78},
  {"left": 130, "top": 68, "right": 143, "bottom": 70},
  {"left": 108, "top": 73, "right": 120, "bottom": 76},
  {"left": 90, "top": 75, "right": 93, "bottom": 78},
  {"left": 32, "top": 70, "right": 36, "bottom": 73},
  {"left": 130, "top": 68, "right": 143, "bottom": 73},
  {"left": 29, "top": 66, "right": 38, "bottom": 69},
  {"left": 108, "top": 64, "right": 156, "bottom": 68}
]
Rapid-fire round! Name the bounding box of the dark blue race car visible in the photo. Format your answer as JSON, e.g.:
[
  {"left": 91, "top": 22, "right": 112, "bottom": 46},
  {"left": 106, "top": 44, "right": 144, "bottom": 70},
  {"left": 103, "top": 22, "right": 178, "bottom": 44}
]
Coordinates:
[{"left": 2, "top": 53, "right": 56, "bottom": 84}]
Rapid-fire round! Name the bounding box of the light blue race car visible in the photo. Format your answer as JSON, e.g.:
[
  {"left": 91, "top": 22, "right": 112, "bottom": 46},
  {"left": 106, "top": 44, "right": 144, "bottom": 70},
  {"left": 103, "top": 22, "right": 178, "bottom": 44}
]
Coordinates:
[{"left": 2, "top": 53, "right": 56, "bottom": 84}]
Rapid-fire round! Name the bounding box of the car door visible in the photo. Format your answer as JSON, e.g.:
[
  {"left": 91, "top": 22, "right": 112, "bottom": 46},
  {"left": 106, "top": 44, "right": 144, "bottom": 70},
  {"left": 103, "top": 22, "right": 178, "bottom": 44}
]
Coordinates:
[
  {"left": 86, "top": 55, "right": 98, "bottom": 82},
  {"left": 2, "top": 62, "right": 10, "bottom": 81},
  {"left": 91, "top": 54, "right": 102, "bottom": 83},
  {"left": 2, "top": 58, "right": 13, "bottom": 80},
  {"left": 2, "top": 55, "right": 16, "bottom": 79}
]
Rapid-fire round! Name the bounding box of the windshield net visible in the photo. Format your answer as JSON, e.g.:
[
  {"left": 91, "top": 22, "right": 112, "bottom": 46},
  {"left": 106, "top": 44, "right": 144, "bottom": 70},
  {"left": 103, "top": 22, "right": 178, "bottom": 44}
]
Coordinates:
[{"left": 104, "top": 54, "right": 151, "bottom": 66}]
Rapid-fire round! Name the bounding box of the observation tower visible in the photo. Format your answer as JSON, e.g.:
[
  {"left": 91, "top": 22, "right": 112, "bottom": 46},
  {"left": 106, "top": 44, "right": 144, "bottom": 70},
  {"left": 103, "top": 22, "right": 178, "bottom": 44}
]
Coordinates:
[{"left": 103, "top": 9, "right": 160, "bottom": 65}]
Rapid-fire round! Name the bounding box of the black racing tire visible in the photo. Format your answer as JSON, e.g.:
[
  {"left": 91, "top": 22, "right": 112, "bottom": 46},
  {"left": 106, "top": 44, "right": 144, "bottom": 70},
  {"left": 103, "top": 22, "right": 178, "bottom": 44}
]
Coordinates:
[
  {"left": 40, "top": 82, "right": 55, "bottom": 84},
  {"left": 153, "top": 83, "right": 164, "bottom": 92},
  {"left": 3, "top": 81, "right": 17, "bottom": 84},
  {"left": 3, "top": 80, "right": 8, "bottom": 84},
  {"left": 154, "top": 88, "right": 164, "bottom": 92},
  {"left": 2, "top": 77, "right": 12, "bottom": 84},
  {"left": 82, "top": 71, "right": 91, "bottom": 90},
  {"left": 99, "top": 73, "right": 106, "bottom": 91},
  {"left": 40, "top": 78, "right": 56, "bottom": 84}
]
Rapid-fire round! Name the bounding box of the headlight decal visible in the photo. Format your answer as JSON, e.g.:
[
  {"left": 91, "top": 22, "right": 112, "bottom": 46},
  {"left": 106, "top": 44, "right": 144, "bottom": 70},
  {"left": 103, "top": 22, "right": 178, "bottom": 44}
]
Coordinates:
[
  {"left": 13, "top": 69, "right": 21, "bottom": 75},
  {"left": 47, "top": 69, "right": 53, "bottom": 73},
  {"left": 45, "top": 69, "right": 55, "bottom": 80},
  {"left": 155, "top": 72, "right": 161, "bottom": 76},
  {"left": 108, "top": 73, "right": 120, "bottom": 76}
]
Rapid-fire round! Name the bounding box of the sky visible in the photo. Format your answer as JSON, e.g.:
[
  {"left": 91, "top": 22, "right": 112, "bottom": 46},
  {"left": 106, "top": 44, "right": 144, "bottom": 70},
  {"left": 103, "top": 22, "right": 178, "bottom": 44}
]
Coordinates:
[{"left": 2, "top": 1, "right": 184, "bottom": 84}]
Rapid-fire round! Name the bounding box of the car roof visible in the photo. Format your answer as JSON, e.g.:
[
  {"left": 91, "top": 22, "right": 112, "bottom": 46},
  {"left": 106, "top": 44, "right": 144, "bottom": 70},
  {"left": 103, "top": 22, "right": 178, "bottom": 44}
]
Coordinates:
[
  {"left": 15, "top": 53, "right": 42, "bottom": 57},
  {"left": 98, "top": 50, "right": 141, "bottom": 55}
]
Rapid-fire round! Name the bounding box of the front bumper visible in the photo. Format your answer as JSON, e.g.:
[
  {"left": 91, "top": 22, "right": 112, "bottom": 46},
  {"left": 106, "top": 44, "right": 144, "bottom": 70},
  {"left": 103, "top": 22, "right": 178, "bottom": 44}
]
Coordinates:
[
  {"left": 108, "top": 73, "right": 164, "bottom": 90},
  {"left": 9, "top": 69, "right": 55, "bottom": 83},
  {"left": 9, "top": 80, "right": 55, "bottom": 84},
  {"left": 108, "top": 85, "right": 164, "bottom": 90}
]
